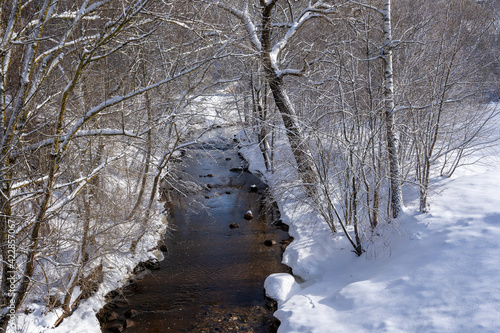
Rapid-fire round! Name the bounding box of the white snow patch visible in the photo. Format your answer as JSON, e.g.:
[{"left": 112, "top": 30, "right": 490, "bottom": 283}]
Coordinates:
[{"left": 264, "top": 273, "right": 301, "bottom": 305}]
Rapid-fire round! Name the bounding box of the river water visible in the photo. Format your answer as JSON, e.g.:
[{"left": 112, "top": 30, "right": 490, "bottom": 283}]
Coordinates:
[{"left": 100, "top": 129, "right": 291, "bottom": 332}]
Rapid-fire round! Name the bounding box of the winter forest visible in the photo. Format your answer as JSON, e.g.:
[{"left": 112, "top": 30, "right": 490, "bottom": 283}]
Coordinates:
[{"left": 1, "top": 0, "right": 499, "bottom": 332}]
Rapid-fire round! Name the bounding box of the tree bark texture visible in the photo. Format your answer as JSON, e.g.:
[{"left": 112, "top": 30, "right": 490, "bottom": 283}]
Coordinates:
[
  {"left": 260, "top": 0, "right": 318, "bottom": 195},
  {"left": 382, "top": 0, "right": 403, "bottom": 218}
]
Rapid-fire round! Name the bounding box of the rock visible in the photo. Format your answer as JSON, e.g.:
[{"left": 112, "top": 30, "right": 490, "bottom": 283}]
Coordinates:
[
  {"left": 207, "top": 173, "right": 215, "bottom": 177},
  {"left": 229, "top": 167, "right": 244, "bottom": 172},
  {"left": 104, "top": 322, "right": 124, "bottom": 333},
  {"left": 104, "top": 290, "right": 120, "bottom": 300},
  {"left": 225, "top": 191, "right": 231, "bottom": 194},
  {"left": 158, "top": 239, "right": 168, "bottom": 252},
  {"left": 229, "top": 223, "right": 239, "bottom": 229},
  {"left": 274, "top": 220, "right": 289, "bottom": 232},
  {"left": 143, "top": 258, "right": 161, "bottom": 270},
  {"left": 206, "top": 184, "right": 213, "bottom": 189},
  {"left": 108, "top": 311, "right": 120, "bottom": 321},
  {"left": 124, "top": 309, "right": 139, "bottom": 318},
  {"left": 280, "top": 237, "right": 294, "bottom": 246},
  {"left": 250, "top": 185, "right": 258, "bottom": 192},
  {"left": 125, "top": 319, "right": 136, "bottom": 328},
  {"left": 243, "top": 210, "right": 253, "bottom": 220},
  {"left": 226, "top": 157, "right": 231, "bottom": 161},
  {"left": 280, "top": 237, "right": 294, "bottom": 250},
  {"left": 264, "top": 239, "right": 277, "bottom": 246}
]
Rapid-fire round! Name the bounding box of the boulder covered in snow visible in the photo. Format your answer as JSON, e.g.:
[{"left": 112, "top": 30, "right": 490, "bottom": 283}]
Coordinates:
[{"left": 264, "top": 273, "right": 300, "bottom": 305}]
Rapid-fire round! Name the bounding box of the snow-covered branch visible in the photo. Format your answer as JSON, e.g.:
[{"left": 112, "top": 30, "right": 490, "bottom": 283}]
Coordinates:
[
  {"left": 46, "top": 154, "right": 123, "bottom": 214},
  {"left": 14, "top": 129, "right": 140, "bottom": 158},
  {"left": 270, "top": 2, "right": 336, "bottom": 67},
  {"left": 59, "top": 52, "right": 225, "bottom": 155}
]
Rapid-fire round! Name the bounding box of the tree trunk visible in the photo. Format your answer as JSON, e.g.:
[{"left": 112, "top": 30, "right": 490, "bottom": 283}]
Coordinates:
[
  {"left": 260, "top": 1, "right": 317, "bottom": 196},
  {"left": 251, "top": 71, "right": 273, "bottom": 172},
  {"left": 382, "top": 0, "right": 403, "bottom": 218}
]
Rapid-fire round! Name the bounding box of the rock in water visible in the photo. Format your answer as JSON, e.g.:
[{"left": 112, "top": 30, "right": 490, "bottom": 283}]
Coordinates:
[
  {"left": 244, "top": 210, "right": 253, "bottom": 220},
  {"left": 229, "top": 223, "right": 239, "bottom": 229},
  {"left": 107, "top": 311, "right": 120, "bottom": 321},
  {"left": 125, "top": 319, "right": 136, "bottom": 328},
  {"left": 264, "top": 239, "right": 277, "bottom": 246},
  {"left": 124, "top": 309, "right": 139, "bottom": 318},
  {"left": 158, "top": 239, "right": 168, "bottom": 252},
  {"left": 143, "top": 258, "right": 161, "bottom": 270},
  {"left": 104, "top": 323, "right": 124, "bottom": 333},
  {"left": 250, "top": 184, "right": 258, "bottom": 192}
]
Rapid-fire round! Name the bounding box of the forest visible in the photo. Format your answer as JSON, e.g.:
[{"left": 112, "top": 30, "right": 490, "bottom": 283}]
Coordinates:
[{"left": 0, "top": 0, "right": 498, "bottom": 331}]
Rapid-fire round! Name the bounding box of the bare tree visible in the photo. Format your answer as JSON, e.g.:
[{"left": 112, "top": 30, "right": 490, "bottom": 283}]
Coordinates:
[
  {"left": 0, "top": 0, "right": 226, "bottom": 329},
  {"left": 202, "top": 0, "right": 344, "bottom": 196}
]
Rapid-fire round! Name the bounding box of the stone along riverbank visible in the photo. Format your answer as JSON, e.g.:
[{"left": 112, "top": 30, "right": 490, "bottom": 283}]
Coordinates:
[{"left": 99, "top": 130, "right": 292, "bottom": 332}]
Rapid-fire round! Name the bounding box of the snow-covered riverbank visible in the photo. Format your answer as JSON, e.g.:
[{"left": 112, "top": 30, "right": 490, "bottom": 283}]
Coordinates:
[
  {"left": 241, "top": 127, "right": 500, "bottom": 332},
  {"left": 10, "top": 209, "right": 167, "bottom": 333}
]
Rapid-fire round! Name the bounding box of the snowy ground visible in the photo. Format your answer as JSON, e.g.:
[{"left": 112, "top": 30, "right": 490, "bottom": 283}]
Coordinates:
[
  {"left": 241, "top": 123, "right": 500, "bottom": 332},
  {"left": 15, "top": 93, "right": 499, "bottom": 332},
  {"left": 11, "top": 211, "right": 167, "bottom": 333}
]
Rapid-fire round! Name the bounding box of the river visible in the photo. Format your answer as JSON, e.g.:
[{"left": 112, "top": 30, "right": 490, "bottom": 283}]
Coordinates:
[{"left": 99, "top": 128, "right": 291, "bottom": 332}]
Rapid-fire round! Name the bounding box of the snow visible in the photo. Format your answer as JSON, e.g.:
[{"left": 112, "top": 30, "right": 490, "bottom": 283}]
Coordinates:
[
  {"left": 6, "top": 92, "right": 241, "bottom": 333},
  {"left": 8, "top": 203, "right": 167, "bottom": 333},
  {"left": 264, "top": 273, "right": 301, "bottom": 305},
  {"left": 241, "top": 117, "right": 500, "bottom": 332},
  {"left": 15, "top": 91, "right": 500, "bottom": 332}
]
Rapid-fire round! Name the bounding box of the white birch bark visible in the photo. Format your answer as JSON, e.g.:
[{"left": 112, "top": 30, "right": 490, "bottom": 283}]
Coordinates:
[{"left": 382, "top": 0, "right": 403, "bottom": 218}]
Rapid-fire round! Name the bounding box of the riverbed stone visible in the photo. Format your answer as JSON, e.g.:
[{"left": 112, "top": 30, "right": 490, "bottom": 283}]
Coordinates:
[
  {"left": 264, "top": 239, "right": 277, "bottom": 246},
  {"left": 229, "top": 223, "right": 239, "bottom": 229},
  {"left": 125, "top": 319, "right": 136, "bottom": 328},
  {"left": 107, "top": 311, "right": 120, "bottom": 321},
  {"left": 280, "top": 236, "right": 294, "bottom": 251},
  {"left": 244, "top": 210, "right": 253, "bottom": 220},
  {"left": 158, "top": 239, "right": 168, "bottom": 252},
  {"left": 124, "top": 309, "right": 139, "bottom": 318},
  {"left": 103, "top": 322, "right": 124, "bottom": 333}
]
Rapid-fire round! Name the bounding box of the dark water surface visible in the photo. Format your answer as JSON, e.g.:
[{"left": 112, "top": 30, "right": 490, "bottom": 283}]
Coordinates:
[{"left": 101, "top": 130, "right": 290, "bottom": 332}]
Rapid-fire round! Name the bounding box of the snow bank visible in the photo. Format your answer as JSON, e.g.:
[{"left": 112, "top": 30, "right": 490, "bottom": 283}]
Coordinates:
[
  {"left": 11, "top": 211, "right": 167, "bottom": 333},
  {"left": 241, "top": 128, "right": 500, "bottom": 332},
  {"left": 264, "top": 273, "right": 301, "bottom": 305}
]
